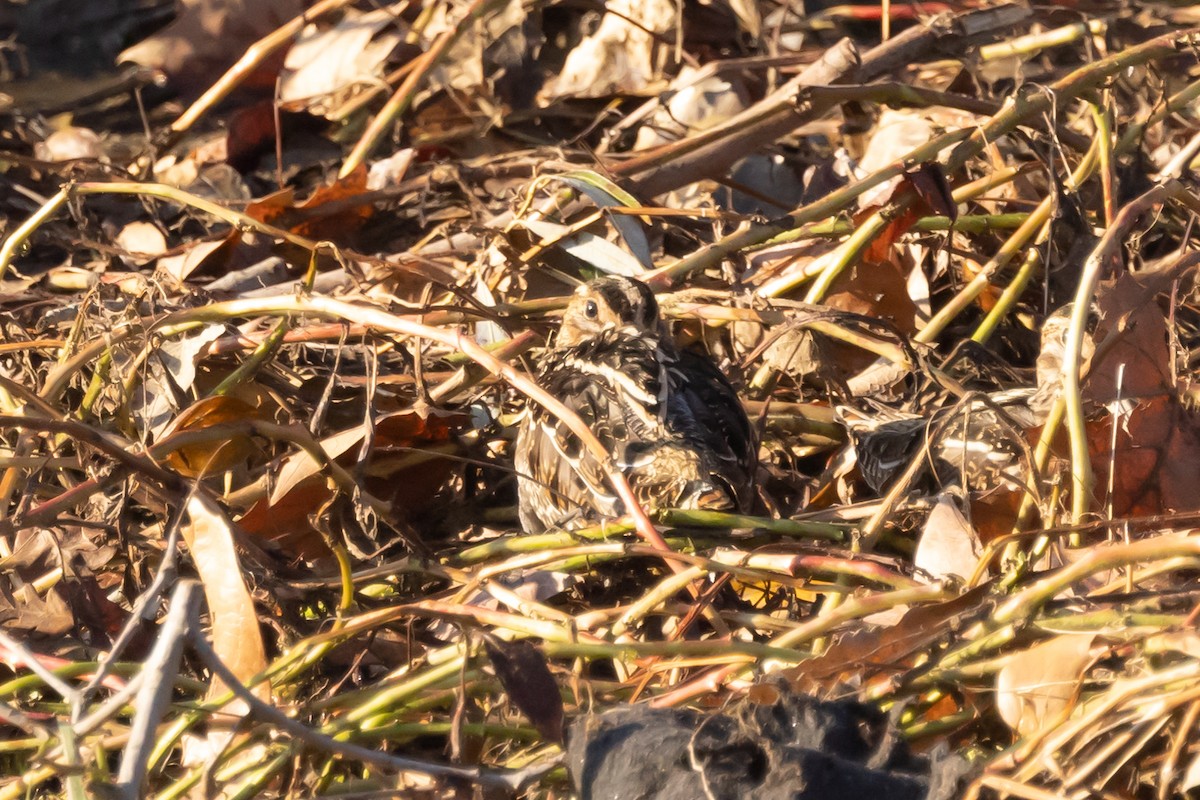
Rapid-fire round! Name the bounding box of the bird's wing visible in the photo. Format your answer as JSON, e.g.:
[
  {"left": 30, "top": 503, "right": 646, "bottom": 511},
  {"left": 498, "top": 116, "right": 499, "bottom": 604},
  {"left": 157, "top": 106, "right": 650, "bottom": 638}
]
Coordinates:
[
  {"left": 516, "top": 335, "right": 663, "bottom": 531},
  {"left": 670, "top": 349, "right": 758, "bottom": 502},
  {"left": 517, "top": 372, "right": 620, "bottom": 531}
]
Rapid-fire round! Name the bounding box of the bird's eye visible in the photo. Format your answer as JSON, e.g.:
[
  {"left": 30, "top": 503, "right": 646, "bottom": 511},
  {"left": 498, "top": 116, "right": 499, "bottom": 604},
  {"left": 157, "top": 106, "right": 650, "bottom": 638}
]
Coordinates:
[{"left": 584, "top": 300, "right": 599, "bottom": 319}]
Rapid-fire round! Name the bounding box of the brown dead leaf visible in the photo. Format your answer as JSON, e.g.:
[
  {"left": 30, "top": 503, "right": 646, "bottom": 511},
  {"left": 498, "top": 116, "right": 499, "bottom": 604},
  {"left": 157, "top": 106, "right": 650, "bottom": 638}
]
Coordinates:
[
  {"left": 239, "top": 408, "right": 467, "bottom": 559},
  {"left": 224, "top": 100, "right": 280, "bottom": 173},
  {"left": 61, "top": 570, "right": 129, "bottom": 645},
  {"left": 162, "top": 394, "right": 271, "bottom": 478},
  {"left": 483, "top": 634, "right": 565, "bottom": 746},
  {"left": 178, "top": 496, "right": 270, "bottom": 774},
  {"left": 960, "top": 253, "right": 1002, "bottom": 313},
  {"left": 1087, "top": 272, "right": 1174, "bottom": 404},
  {"left": 7, "top": 528, "right": 114, "bottom": 575},
  {"left": 180, "top": 494, "right": 269, "bottom": 703},
  {"left": 0, "top": 584, "right": 73, "bottom": 636},
  {"left": 267, "top": 407, "right": 465, "bottom": 506},
  {"left": 1086, "top": 396, "right": 1200, "bottom": 517},
  {"left": 157, "top": 233, "right": 240, "bottom": 284},
  {"left": 822, "top": 197, "right": 921, "bottom": 336},
  {"left": 783, "top": 585, "right": 994, "bottom": 692},
  {"left": 132, "top": 323, "right": 228, "bottom": 440},
  {"left": 969, "top": 487, "right": 1023, "bottom": 545},
  {"left": 238, "top": 475, "right": 332, "bottom": 561},
  {"left": 858, "top": 204, "right": 924, "bottom": 268},
  {"left": 118, "top": 0, "right": 304, "bottom": 99},
  {"left": 996, "top": 634, "right": 1097, "bottom": 739},
  {"left": 1022, "top": 393, "right": 1200, "bottom": 520},
  {"left": 822, "top": 219, "right": 919, "bottom": 374},
  {"left": 245, "top": 166, "right": 373, "bottom": 240}
]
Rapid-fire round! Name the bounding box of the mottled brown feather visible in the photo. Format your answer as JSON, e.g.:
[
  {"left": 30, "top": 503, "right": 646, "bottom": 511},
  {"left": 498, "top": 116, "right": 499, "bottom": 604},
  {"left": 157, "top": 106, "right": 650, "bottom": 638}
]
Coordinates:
[{"left": 515, "top": 277, "right": 756, "bottom": 532}]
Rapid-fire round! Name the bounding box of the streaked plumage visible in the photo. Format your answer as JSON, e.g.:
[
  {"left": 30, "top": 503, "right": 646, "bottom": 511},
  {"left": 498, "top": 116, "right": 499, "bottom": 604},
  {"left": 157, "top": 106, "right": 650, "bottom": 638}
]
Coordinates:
[
  {"left": 842, "top": 395, "right": 1033, "bottom": 497},
  {"left": 515, "top": 277, "right": 756, "bottom": 532}
]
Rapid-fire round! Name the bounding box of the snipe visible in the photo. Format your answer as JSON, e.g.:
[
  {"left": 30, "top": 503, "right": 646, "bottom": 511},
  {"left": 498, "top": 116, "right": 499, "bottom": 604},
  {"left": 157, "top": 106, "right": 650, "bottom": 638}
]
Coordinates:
[{"left": 515, "top": 276, "right": 756, "bottom": 532}]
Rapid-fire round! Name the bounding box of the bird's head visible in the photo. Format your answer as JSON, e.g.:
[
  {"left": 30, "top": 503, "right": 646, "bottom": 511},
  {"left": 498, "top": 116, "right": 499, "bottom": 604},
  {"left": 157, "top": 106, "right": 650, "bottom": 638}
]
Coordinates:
[{"left": 557, "top": 276, "right": 660, "bottom": 347}]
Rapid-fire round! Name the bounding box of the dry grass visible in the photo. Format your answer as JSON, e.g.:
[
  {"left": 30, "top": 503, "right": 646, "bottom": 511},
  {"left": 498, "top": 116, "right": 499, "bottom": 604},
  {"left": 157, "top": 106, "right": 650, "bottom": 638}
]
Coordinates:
[{"left": 3, "top": 2, "right": 1200, "bottom": 797}]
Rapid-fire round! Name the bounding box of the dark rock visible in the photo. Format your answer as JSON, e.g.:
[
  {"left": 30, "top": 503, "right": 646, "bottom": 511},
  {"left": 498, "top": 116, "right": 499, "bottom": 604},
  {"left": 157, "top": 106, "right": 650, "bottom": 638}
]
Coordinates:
[{"left": 567, "top": 685, "right": 972, "bottom": 800}]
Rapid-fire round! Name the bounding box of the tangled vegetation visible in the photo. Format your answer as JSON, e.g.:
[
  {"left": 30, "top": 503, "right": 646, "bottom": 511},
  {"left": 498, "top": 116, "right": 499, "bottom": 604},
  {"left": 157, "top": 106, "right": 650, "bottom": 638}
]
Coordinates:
[{"left": 4, "top": 0, "right": 1200, "bottom": 797}]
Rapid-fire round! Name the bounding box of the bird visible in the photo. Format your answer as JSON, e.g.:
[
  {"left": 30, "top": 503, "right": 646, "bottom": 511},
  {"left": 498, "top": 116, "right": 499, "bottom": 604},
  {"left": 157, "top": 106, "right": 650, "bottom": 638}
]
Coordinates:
[
  {"left": 840, "top": 389, "right": 1039, "bottom": 498},
  {"left": 841, "top": 413, "right": 934, "bottom": 496},
  {"left": 515, "top": 276, "right": 757, "bottom": 532}
]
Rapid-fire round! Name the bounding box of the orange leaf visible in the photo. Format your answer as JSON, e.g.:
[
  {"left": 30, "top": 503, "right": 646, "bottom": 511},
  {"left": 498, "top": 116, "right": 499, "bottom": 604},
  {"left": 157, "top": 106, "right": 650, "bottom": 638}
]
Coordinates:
[
  {"left": 245, "top": 167, "right": 373, "bottom": 240},
  {"left": 163, "top": 395, "right": 269, "bottom": 477}
]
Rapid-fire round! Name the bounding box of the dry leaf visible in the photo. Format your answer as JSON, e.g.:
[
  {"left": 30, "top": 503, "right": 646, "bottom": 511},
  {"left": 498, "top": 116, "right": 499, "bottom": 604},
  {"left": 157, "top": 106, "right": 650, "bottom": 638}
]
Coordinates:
[
  {"left": 483, "top": 634, "right": 565, "bottom": 746},
  {"left": 279, "top": 7, "right": 407, "bottom": 115},
  {"left": 995, "top": 634, "right": 1097, "bottom": 738},
  {"left": 180, "top": 495, "right": 268, "bottom": 702},
  {"left": 1085, "top": 396, "right": 1200, "bottom": 517},
  {"left": 1088, "top": 271, "right": 1174, "bottom": 404},
  {"left": 115, "top": 221, "right": 168, "bottom": 266},
  {"left": 131, "top": 323, "right": 227, "bottom": 439},
  {"left": 162, "top": 394, "right": 269, "bottom": 477},
  {"left": 633, "top": 65, "right": 750, "bottom": 150},
  {"left": 542, "top": 0, "right": 676, "bottom": 99},
  {"left": 914, "top": 492, "right": 983, "bottom": 583},
  {"left": 241, "top": 408, "right": 467, "bottom": 559},
  {"left": 119, "top": 0, "right": 305, "bottom": 99},
  {"left": 178, "top": 495, "right": 270, "bottom": 778},
  {"left": 157, "top": 234, "right": 239, "bottom": 284},
  {"left": 245, "top": 166, "right": 373, "bottom": 240},
  {"left": 856, "top": 110, "right": 937, "bottom": 208},
  {"left": 367, "top": 148, "right": 415, "bottom": 190},
  {"left": 34, "top": 125, "right": 103, "bottom": 162}
]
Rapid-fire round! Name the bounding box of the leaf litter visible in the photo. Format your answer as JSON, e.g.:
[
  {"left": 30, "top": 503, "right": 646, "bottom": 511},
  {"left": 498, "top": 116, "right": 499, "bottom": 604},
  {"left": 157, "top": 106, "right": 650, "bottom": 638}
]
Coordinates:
[{"left": 3, "top": 0, "right": 1200, "bottom": 797}]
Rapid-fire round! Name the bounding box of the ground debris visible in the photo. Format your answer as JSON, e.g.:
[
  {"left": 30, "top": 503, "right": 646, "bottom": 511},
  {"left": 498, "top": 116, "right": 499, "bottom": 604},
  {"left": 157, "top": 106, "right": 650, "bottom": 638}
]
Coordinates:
[{"left": 568, "top": 685, "right": 971, "bottom": 800}]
